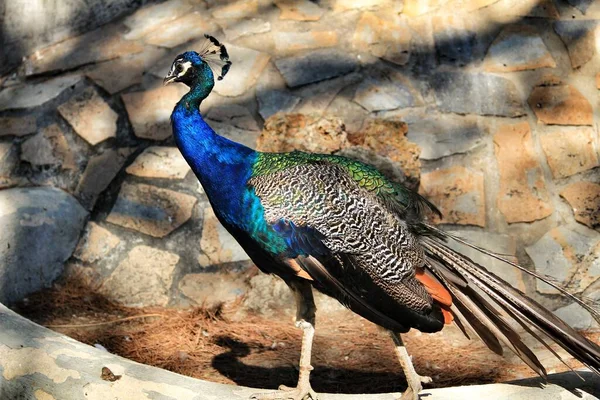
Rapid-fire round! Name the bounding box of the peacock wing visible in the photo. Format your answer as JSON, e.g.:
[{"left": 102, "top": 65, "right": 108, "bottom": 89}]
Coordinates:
[{"left": 249, "top": 157, "right": 447, "bottom": 333}]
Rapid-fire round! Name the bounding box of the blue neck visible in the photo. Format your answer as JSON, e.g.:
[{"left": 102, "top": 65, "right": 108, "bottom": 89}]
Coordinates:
[{"left": 171, "top": 85, "right": 256, "bottom": 224}]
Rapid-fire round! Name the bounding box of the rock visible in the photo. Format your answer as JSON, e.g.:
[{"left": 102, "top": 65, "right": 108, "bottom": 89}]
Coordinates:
[
  {"left": 597, "top": 73, "right": 600, "bottom": 89},
  {"left": 353, "top": 11, "right": 411, "bottom": 65},
  {"left": 21, "top": 124, "right": 75, "bottom": 169},
  {"left": 75, "top": 148, "right": 132, "bottom": 210},
  {"left": 58, "top": 87, "right": 118, "bottom": 146},
  {"left": 211, "top": 0, "right": 258, "bottom": 19},
  {"left": 294, "top": 72, "right": 362, "bottom": 115},
  {"left": 122, "top": 84, "right": 187, "bottom": 140},
  {"left": 566, "top": 0, "right": 594, "bottom": 15},
  {"left": 0, "top": 75, "right": 81, "bottom": 111},
  {"left": 213, "top": 44, "right": 270, "bottom": 97},
  {"left": 126, "top": 146, "right": 190, "bottom": 179},
  {"left": 404, "top": 113, "right": 485, "bottom": 160},
  {"left": 446, "top": 230, "right": 525, "bottom": 291},
  {"left": 275, "top": 49, "right": 359, "bottom": 88},
  {"left": 355, "top": 119, "right": 421, "bottom": 184},
  {"left": 106, "top": 182, "right": 197, "bottom": 238},
  {"left": 0, "top": 187, "right": 87, "bottom": 303},
  {"left": 241, "top": 274, "right": 295, "bottom": 317},
  {"left": 198, "top": 207, "right": 249, "bottom": 266},
  {"left": 0, "top": 143, "right": 17, "bottom": 177},
  {"left": 325, "top": 93, "right": 369, "bottom": 134},
  {"left": 554, "top": 302, "right": 597, "bottom": 330},
  {"left": 274, "top": 31, "right": 339, "bottom": 54},
  {"left": 494, "top": 122, "right": 553, "bottom": 224},
  {"left": 560, "top": 182, "right": 600, "bottom": 229},
  {"left": 73, "top": 222, "right": 120, "bottom": 264},
  {"left": 528, "top": 84, "right": 593, "bottom": 126},
  {"left": 100, "top": 245, "right": 179, "bottom": 307},
  {"left": 419, "top": 166, "right": 486, "bottom": 227},
  {"left": 206, "top": 104, "right": 259, "bottom": 131},
  {"left": 433, "top": 24, "right": 478, "bottom": 66},
  {"left": 431, "top": 73, "right": 525, "bottom": 117},
  {"left": 220, "top": 18, "right": 271, "bottom": 41},
  {"left": 526, "top": 224, "right": 599, "bottom": 294},
  {"left": 540, "top": 128, "right": 598, "bottom": 178},
  {"left": 334, "top": 0, "right": 394, "bottom": 12},
  {"left": 123, "top": 0, "right": 193, "bottom": 41},
  {"left": 23, "top": 25, "right": 144, "bottom": 76},
  {"left": 179, "top": 272, "right": 248, "bottom": 307},
  {"left": 484, "top": 26, "right": 556, "bottom": 72},
  {"left": 85, "top": 47, "right": 167, "bottom": 94},
  {"left": 403, "top": 0, "right": 448, "bottom": 16},
  {"left": 143, "top": 13, "right": 217, "bottom": 48},
  {"left": 553, "top": 21, "right": 598, "bottom": 69},
  {"left": 256, "top": 63, "right": 301, "bottom": 119},
  {"left": 257, "top": 114, "right": 348, "bottom": 153},
  {"left": 353, "top": 71, "right": 422, "bottom": 112},
  {"left": 257, "top": 90, "right": 301, "bottom": 119},
  {"left": 0, "top": 116, "right": 37, "bottom": 137},
  {"left": 274, "top": 0, "right": 325, "bottom": 21}
]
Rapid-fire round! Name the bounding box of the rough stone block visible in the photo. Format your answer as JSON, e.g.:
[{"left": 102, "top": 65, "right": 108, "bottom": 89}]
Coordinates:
[
  {"left": 100, "top": 245, "right": 179, "bottom": 307},
  {"left": 275, "top": 0, "right": 325, "bottom": 21},
  {"left": 126, "top": 146, "right": 191, "bottom": 180},
  {"left": 494, "top": 122, "right": 553, "bottom": 223},
  {"left": 274, "top": 31, "right": 339, "bottom": 54},
  {"left": 275, "top": 49, "right": 359, "bottom": 88},
  {"left": 560, "top": 182, "right": 600, "bottom": 229},
  {"left": 23, "top": 24, "right": 144, "bottom": 76},
  {"left": 0, "top": 116, "right": 37, "bottom": 137},
  {"left": 213, "top": 44, "right": 270, "bottom": 97},
  {"left": 58, "top": 87, "right": 118, "bottom": 146},
  {"left": 352, "top": 11, "right": 411, "bottom": 65},
  {"left": 0, "top": 187, "right": 87, "bottom": 303},
  {"left": 528, "top": 84, "right": 593, "bottom": 126},
  {"left": 420, "top": 166, "right": 486, "bottom": 227},
  {"left": 0, "top": 76, "right": 81, "bottom": 111},
  {"left": 21, "top": 124, "right": 75, "bottom": 169},
  {"left": 540, "top": 128, "right": 598, "bottom": 178},
  {"left": 432, "top": 73, "right": 525, "bottom": 117},
  {"left": 198, "top": 207, "right": 249, "bottom": 267},
  {"left": 75, "top": 148, "right": 132, "bottom": 210},
  {"left": 484, "top": 26, "right": 556, "bottom": 72},
  {"left": 107, "top": 182, "right": 197, "bottom": 238},
  {"left": 73, "top": 222, "right": 120, "bottom": 264},
  {"left": 553, "top": 20, "right": 598, "bottom": 69},
  {"left": 122, "top": 85, "right": 188, "bottom": 140}
]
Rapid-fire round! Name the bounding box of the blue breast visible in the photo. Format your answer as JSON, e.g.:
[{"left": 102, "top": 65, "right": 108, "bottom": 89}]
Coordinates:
[{"left": 171, "top": 104, "right": 289, "bottom": 255}]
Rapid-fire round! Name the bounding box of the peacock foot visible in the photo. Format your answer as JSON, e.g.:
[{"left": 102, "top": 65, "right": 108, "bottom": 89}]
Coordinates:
[
  {"left": 250, "top": 382, "right": 318, "bottom": 400},
  {"left": 399, "top": 374, "right": 432, "bottom": 400}
]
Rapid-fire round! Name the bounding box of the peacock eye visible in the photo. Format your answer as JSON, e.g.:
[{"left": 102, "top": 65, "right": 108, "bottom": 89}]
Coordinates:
[{"left": 176, "top": 64, "right": 183, "bottom": 73}]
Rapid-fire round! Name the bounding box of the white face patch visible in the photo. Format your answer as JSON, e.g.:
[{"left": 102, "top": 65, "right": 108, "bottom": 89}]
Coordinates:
[
  {"left": 168, "top": 59, "right": 193, "bottom": 80},
  {"left": 177, "top": 61, "right": 193, "bottom": 78}
]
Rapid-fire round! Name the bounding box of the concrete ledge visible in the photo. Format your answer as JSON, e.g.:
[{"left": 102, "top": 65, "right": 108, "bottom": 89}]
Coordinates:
[{"left": 0, "top": 303, "right": 598, "bottom": 400}]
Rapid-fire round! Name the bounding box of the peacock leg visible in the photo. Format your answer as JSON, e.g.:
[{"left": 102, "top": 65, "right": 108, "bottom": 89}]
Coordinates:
[
  {"left": 390, "top": 331, "right": 432, "bottom": 400},
  {"left": 251, "top": 280, "right": 318, "bottom": 400}
]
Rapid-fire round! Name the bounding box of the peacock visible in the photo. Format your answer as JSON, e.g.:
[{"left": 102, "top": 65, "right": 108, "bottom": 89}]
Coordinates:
[{"left": 165, "top": 35, "right": 600, "bottom": 400}]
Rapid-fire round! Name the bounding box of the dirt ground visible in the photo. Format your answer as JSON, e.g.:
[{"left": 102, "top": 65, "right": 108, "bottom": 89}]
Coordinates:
[{"left": 12, "top": 275, "right": 599, "bottom": 395}]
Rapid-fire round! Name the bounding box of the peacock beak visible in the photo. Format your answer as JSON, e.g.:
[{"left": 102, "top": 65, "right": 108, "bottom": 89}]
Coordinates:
[{"left": 163, "top": 74, "right": 177, "bottom": 86}]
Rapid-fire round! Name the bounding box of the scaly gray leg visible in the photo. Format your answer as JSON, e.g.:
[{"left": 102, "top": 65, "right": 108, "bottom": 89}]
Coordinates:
[
  {"left": 390, "top": 331, "right": 432, "bottom": 400},
  {"left": 251, "top": 280, "right": 318, "bottom": 400}
]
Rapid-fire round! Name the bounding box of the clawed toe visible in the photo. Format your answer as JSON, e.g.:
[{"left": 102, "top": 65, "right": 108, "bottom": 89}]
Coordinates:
[{"left": 250, "top": 384, "right": 317, "bottom": 400}]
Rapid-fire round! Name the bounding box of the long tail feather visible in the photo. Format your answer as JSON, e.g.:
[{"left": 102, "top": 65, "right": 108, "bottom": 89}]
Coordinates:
[{"left": 421, "top": 233, "right": 600, "bottom": 377}]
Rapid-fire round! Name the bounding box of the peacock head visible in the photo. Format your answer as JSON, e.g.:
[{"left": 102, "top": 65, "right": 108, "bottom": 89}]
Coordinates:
[{"left": 163, "top": 35, "right": 232, "bottom": 89}]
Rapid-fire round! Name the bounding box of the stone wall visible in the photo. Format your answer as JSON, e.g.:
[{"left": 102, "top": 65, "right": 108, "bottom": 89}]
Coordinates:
[
  {"left": 0, "top": 0, "right": 149, "bottom": 76},
  {"left": 0, "top": 0, "right": 598, "bottom": 328}
]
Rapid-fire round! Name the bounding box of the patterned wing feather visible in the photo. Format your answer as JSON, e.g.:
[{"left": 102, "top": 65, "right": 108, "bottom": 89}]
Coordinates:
[{"left": 249, "top": 156, "right": 446, "bottom": 332}]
